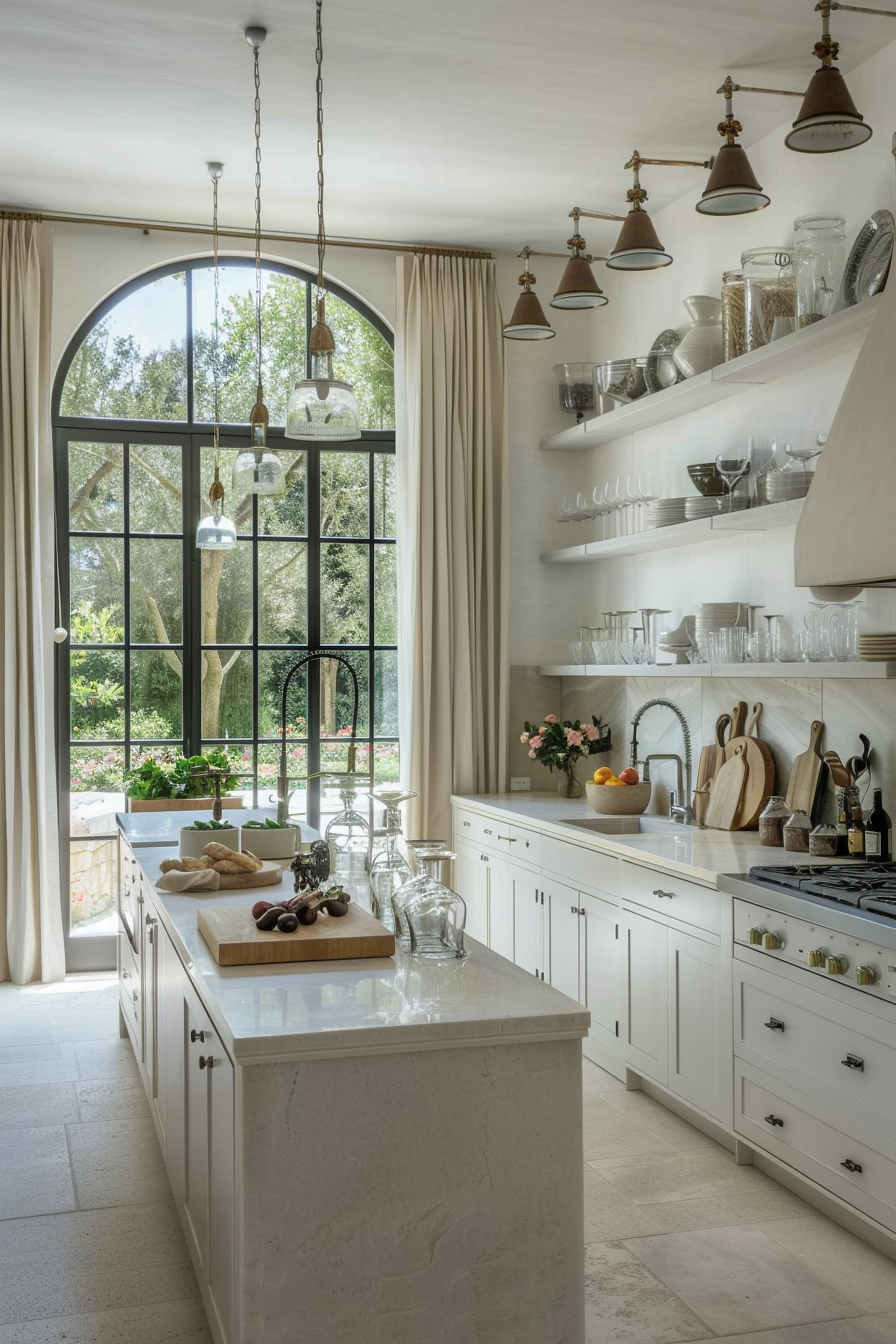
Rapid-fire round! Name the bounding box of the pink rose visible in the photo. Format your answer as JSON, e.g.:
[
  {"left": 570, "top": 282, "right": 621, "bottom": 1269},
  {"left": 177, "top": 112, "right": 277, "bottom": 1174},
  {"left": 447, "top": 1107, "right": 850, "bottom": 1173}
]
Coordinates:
[
  {"left": 520, "top": 732, "right": 530, "bottom": 744},
  {"left": 566, "top": 728, "right": 583, "bottom": 747},
  {"left": 584, "top": 723, "right": 600, "bottom": 742},
  {"left": 528, "top": 748, "right": 536, "bottom": 759},
  {"left": 529, "top": 735, "right": 543, "bottom": 750},
  {"left": 544, "top": 713, "right": 558, "bottom": 724}
]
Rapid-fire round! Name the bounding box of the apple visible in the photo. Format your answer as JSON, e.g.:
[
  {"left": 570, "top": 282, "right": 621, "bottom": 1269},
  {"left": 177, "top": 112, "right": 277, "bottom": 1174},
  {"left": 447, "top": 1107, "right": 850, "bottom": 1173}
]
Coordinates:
[{"left": 618, "top": 767, "right": 640, "bottom": 785}]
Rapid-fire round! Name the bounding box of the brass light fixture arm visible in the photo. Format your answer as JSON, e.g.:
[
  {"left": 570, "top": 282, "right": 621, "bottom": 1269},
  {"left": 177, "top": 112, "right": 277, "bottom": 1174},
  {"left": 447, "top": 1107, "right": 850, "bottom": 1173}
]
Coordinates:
[
  {"left": 569, "top": 207, "right": 627, "bottom": 223},
  {"left": 718, "top": 78, "right": 804, "bottom": 99},
  {"left": 818, "top": 3, "right": 896, "bottom": 19},
  {"left": 520, "top": 244, "right": 609, "bottom": 263},
  {"left": 626, "top": 155, "right": 715, "bottom": 169}
]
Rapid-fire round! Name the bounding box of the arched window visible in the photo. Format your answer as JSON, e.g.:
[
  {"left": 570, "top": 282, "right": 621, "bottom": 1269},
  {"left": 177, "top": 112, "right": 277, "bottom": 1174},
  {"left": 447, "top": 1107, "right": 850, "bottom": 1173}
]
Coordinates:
[{"left": 54, "top": 259, "right": 397, "bottom": 963}]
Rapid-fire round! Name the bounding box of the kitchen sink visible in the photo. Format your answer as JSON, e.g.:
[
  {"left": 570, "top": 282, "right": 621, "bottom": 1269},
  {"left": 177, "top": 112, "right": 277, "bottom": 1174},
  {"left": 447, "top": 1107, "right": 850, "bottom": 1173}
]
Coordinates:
[{"left": 559, "top": 815, "right": 681, "bottom": 836}]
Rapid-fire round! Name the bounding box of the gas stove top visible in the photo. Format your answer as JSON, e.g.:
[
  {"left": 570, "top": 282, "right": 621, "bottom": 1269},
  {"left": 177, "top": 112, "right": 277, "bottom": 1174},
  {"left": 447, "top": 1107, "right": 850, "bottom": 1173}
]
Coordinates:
[{"left": 748, "top": 862, "right": 896, "bottom": 920}]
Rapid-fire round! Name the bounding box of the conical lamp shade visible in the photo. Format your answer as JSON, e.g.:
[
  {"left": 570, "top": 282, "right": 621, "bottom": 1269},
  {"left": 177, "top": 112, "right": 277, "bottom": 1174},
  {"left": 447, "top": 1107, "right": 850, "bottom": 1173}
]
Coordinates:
[
  {"left": 503, "top": 289, "right": 555, "bottom": 340},
  {"left": 785, "top": 67, "right": 872, "bottom": 153},
  {"left": 606, "top": 209, "right": 672, "bottom": 270},
  {"left": 550, "top": 256, "right": 608, "bottom": 309},
  {"left": 696, "top": 143, "right": 770, "bottom": 215}
]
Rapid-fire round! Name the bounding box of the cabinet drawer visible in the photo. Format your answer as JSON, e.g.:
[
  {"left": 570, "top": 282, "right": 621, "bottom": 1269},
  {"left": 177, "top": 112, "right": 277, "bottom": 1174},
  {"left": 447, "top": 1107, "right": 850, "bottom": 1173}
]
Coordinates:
[
  {"left": 454, "top": 808, "right": 512, "bottom": 853},
  {"left": 118, "top": 932, "right": 140, "bottom": 1044},
  {"left": 736, "top": 1062, "right": 896, "bottom": 1234},
  {"left": 623, "top": 862, "right": 720, "bottom": 936},
  {"left": 541, "top": 835, "right": 619, "bottom": 899},
  {"left": 510, "top": 825, "right": 541, "bottom": 867},
  {"left": 735, "top": 959, "right": 896, "bottom": 1136}
]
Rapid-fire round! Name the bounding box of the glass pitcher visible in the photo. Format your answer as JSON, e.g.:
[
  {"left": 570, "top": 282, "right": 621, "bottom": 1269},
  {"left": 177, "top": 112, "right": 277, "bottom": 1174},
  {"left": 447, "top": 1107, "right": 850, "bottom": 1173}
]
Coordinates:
[
  {"left": 392, "top": 846, "right": 452, "bottom": 951},
  {"left": 792, "top": 214, "right": 846, "bottom": 325},
  {"left": 403, "top": 852, "right": 468, "bottom": 961}
]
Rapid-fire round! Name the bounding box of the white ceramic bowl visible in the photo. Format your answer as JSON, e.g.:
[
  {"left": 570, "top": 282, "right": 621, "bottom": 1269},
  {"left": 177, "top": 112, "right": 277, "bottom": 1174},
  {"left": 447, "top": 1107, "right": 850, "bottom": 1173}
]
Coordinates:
[
  {"left": 585, "top": 781, "right": 651, "bottom": 816},
  {"left": 238, "top": 824, "right": 301, "bottom": 860},
  {"left": 179, "top": 824, "right": 240, "bottom": 859}
]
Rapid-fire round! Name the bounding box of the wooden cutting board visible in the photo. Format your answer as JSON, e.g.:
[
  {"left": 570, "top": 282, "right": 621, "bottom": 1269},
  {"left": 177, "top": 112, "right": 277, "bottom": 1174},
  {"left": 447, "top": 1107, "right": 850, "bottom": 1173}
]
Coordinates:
[
  {"left": 157, "top": 861, "right": 285, "bottom": 891},
  {"left": 786, "top": 719, "right": 826, "bottom": 820},
  {"left": 726, "top": 702, "right": 776, "bottom": 830},
  {"left": 704, "top": 742, "right": 748, "bottom": 830},
  {"left": 198, "top": 901, "right": 395, "bottom": 965},
  {"left": 693, "top": 713, "right": 730, "bottom": 827}
]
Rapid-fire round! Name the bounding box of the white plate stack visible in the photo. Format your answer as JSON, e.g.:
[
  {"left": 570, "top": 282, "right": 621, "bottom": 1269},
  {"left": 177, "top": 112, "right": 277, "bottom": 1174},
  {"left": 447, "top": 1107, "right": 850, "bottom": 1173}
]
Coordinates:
[
  {"left": 647, "top": 497, "right": 687, "bottom": 528},
  {"left": 858, "top": 631, "right": 896, "bottom": 661},
  {"left": 764, "top": 469, "right": 813, "bottom": 503},
  {"left": 684, "top": 495, "right": 749, "bottom": 520},
  {"left": 695, "top": 602, "right": 748, "bottom": 642}
]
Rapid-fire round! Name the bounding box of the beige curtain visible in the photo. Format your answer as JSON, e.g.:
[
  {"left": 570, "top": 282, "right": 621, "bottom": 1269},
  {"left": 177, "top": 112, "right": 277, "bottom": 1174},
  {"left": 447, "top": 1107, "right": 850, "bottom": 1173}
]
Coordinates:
[
  {"left": 395, "top": 254, "right": 509, "bottom": 842},
  {"left": 0, "top": 219, "right": 65, "bottom": 983}
]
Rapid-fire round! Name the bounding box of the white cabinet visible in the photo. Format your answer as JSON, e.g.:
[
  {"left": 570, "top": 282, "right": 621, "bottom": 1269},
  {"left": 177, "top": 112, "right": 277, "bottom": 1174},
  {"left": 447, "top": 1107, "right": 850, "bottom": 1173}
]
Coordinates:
[
  {"left": 454, "top": 841, "right": 527, "bottom": 962},
  {"left": 455, "top": 841, "right": 489, "bottom": 945},
  {"left": 513, "top": 874, "right": 543, "bottom": 978},
  {"left": 668, "top": 928, "right": 725, "bottom": 1121},
  {"left": 580, "top": 892, "right": 621, "bottom": 1062},
  {"left": 142, "top": 899, "right": 164, "bottom": 1142},
  {"left": 544, "top": 879, "right": 582, "bottom": 1003},
  {"left": 623, "top": 909, "right": 669, "bottom": 1085}
]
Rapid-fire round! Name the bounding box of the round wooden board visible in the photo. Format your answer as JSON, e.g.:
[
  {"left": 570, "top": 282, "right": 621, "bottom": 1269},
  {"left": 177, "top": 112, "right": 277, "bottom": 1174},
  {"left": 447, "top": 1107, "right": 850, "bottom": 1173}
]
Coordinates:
[
  {"left": 725, "top": 736, "right": 775, "bottom": 829},
  {"left": 217, "top": 861, "right": 285, "bottom": 890}
]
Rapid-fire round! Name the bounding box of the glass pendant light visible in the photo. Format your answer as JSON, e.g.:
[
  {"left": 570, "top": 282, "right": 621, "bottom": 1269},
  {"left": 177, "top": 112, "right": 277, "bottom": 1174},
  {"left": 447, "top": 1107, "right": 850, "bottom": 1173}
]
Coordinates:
[
  {"left": 285, "top": 1, "right": 362, "bottom": 441},
  {"left": 233, "top": 29, "right": 286, "bottom": 494},
  {"left": 697, "top": 78, "right": 771, "bottom": 215},
  {"left": 197, "top": 163, "right": 237, "bottom": 552},
  {"left": 503, "top": 247, "right": 555, "bottom": 339},
  {"left": 606, "top": 152, "right": 673, "bottom": 270}
]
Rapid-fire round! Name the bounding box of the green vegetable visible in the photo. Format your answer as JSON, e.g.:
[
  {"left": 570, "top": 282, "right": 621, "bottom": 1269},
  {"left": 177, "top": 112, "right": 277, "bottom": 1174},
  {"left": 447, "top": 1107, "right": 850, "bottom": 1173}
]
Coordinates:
[
  {"left": 243, "top": 818, "right": 291, "bottom": 829},
  {"left": 183, "top": 819, "right": 234, "bottom": 831}
]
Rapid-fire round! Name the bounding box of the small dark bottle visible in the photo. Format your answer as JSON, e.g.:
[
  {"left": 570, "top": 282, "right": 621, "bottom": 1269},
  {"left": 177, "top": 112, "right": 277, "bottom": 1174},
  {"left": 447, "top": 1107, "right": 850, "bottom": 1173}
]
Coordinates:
[
  {"left": 864, "top": 789, "right": 892, "bottom": 862},
  {"left": 847, "top": 806, "right": 865, "bottom": 858}
]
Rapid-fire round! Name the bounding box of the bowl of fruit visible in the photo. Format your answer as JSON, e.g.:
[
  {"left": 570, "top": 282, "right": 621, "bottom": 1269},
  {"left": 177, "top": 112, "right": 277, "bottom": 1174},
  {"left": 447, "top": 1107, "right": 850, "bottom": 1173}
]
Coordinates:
[{"left": 586, "top": 766, "right": 651, "bottom": 815}]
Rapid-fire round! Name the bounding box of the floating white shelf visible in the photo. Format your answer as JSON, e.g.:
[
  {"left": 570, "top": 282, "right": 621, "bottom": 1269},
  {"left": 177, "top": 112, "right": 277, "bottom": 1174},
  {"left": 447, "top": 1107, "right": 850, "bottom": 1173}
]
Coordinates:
[
  {"left": 541, "top": 499, "right": 804, "bottom": 564},
  {"left": 538, "top": 661, "right": 896, "bottom": 679},
  {"left": 539, "top": 297, "right": 881, "bottom": 452}
]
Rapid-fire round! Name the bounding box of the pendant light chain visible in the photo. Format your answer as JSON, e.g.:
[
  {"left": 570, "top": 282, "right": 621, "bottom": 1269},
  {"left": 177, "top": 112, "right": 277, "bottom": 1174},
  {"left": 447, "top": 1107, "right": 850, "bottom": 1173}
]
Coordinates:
[
  {"left": 253, "top": 41, "right": 263, "bottom": 388},
  {"left": 315, "top": 0, "right": 326, "bottom": 301}
]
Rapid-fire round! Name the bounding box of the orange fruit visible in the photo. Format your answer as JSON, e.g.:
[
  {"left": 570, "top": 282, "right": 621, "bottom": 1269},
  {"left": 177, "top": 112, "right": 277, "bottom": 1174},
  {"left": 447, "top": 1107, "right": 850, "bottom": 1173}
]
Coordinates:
[
  {"left": 593, "top": 766, "right": 613, "bottom": 784},
  {"left": 605, "top": 778, "right": 626, "bottom": 786}
]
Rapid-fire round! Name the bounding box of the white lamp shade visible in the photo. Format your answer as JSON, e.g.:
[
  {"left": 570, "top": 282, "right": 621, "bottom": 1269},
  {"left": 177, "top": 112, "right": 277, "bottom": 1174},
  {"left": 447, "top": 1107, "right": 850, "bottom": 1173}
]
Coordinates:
[
  {"left": 232, "top": 450, "right": 286, "bottom": 496},
  {"left": 196, "top": 512, "right": 237, "bottom": 550},
  {"left": 785, "top": 112, "right": 872, "bottom": 153},
  {"left": 285, "top": 378, "right": 362, "bottom": 441},
  {"left": 696, "top": 186, "right": 771, "bottom": 215}
]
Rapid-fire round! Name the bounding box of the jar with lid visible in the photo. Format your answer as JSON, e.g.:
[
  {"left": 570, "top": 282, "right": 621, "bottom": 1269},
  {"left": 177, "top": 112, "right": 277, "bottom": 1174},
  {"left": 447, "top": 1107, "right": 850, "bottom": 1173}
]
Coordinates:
[
  {"left": 783, "top": 808, "right": 812, "bottom": 853},
  {"left": 792, "top": 214, "right": 846, "bottom": 326},
  {"left": 758, "top": 795, "right": 790, "bottom": 847},
  {"left": 741, "top": 248, "right": 796, "bottom": 351},
  {"left": 809, "top": 822, "right": 838, "bottom": 858},
  {"left": 721, "top": 269, "right": 746, "bottom": 361}
]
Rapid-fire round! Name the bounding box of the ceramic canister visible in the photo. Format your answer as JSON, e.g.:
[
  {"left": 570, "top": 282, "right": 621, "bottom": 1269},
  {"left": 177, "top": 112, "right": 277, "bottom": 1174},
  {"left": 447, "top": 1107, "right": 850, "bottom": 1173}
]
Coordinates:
[{"left": 674, "top": 296, "right": 723, "bottom": 378}]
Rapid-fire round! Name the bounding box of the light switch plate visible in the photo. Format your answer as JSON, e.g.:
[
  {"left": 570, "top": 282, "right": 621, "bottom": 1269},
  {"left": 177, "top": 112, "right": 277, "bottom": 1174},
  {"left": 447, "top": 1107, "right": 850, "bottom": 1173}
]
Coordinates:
[{"left": 510, "top": 776, "right": 530, "bottom": 792}]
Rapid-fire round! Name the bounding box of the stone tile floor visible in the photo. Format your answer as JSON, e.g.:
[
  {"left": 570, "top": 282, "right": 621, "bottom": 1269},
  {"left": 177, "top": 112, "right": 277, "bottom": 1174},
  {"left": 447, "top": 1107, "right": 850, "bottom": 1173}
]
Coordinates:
[{"left": 1, "top": 975, "right": 895, "bottom": 1342}]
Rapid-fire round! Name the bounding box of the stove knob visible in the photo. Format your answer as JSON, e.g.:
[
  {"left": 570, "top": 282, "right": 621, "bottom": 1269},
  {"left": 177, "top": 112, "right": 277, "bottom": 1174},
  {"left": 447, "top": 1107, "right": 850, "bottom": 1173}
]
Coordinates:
[
  {"left": 855, "top": 965, "right": 877, "bottom": 986},
  {"left": 826, "top": 955, "right": 849, "bottom": 976},
  {"left": 808, "top": 948, "right": 827, "bottom": 968},
  {"left": 762, "top": 931, "right": 784, "bottom": 951},
  {"left": 747, "top": 927, "right": 767, "bottom": 945}
]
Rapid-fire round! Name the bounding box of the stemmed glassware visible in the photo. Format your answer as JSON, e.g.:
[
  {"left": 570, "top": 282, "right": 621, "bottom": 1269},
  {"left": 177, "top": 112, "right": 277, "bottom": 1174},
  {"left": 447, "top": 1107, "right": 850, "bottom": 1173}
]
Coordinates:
[{"left": 715, "top": 452, "right": 752, "bottom": 513}]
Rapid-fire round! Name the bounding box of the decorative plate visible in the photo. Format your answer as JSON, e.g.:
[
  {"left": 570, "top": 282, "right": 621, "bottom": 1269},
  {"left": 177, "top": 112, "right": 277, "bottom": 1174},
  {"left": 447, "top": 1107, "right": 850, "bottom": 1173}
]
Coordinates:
[
  {"left": 644, "top": 328, "right": 683, "bottom": 394},
  {"left": 841, "top": 210, "right": 894, "bottom": 306}
]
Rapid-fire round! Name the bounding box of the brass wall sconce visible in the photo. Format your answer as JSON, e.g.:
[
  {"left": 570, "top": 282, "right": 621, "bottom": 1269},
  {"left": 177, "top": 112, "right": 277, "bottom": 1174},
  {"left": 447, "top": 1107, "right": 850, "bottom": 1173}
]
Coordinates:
[
  {"left": 786, "top": 1, "right": 896, "bottom": 152},
  {"left": 607, "top": 151, "right": 712, "bottom": 269},
  {"left": 503, "top": 248, "right": 557, "bottom": 339},
  {"left": 550, "top": 210, "right": 611, "bottom": 309},
  {"left": 697, "top": 76, "right": 783, "bottom": 214}
]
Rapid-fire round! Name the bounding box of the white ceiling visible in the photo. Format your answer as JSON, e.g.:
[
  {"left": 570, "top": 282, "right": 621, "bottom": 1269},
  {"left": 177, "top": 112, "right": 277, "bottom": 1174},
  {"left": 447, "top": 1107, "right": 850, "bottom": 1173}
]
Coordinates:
[{"left": 2, "top": 0, "right": 894, "bottom": 250}]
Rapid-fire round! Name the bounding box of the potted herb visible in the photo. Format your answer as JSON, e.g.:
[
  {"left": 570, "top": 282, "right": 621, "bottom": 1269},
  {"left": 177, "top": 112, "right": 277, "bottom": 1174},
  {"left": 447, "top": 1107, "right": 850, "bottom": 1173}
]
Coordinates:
[
  {"left": 125, "top": 750, "right": 244, "bottom": 813},
  {"left": 242, "top": 817, "right": 301, "bottom": 860},
  {"left": 179, "top": 817, "right": 240, "bottom": 860}
]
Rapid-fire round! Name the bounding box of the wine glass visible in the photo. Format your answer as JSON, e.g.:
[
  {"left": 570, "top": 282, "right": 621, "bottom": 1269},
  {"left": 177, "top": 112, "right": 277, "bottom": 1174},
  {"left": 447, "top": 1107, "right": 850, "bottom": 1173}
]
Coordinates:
[
  {"left": 782, "top": 431, "right": 827, "bottom": 471},
  {"left": 715, "top": 453, "right": 751, "bottom": 513}
]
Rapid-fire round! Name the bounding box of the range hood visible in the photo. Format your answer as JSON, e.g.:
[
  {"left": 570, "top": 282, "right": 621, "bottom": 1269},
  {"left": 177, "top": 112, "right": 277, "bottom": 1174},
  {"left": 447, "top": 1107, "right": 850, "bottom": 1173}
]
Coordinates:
[{"left": 794, "top": 133, "right": 896, "bottom": 599}]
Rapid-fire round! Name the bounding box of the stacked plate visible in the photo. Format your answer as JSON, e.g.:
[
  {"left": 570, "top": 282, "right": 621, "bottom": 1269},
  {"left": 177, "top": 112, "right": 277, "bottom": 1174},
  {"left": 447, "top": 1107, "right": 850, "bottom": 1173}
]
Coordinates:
[
  {"left": 684, "top": 495, "right": 749, "bottom": 520},
  {"left": 647, "top": 497, "right": 687, "bottom": 528},
  {"left": 695, "top": 602, "right": 747, "bottom": 637},
  {"left": 764, "top": 469, "right": 813, "bottom": 503},
  {"left": 858, "top": 632, "right": 896, "bottom": 662}
]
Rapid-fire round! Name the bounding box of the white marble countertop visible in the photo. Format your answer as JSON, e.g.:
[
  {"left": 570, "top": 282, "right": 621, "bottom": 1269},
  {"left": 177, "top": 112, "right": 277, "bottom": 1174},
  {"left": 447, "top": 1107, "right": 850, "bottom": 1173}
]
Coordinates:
[
  {"left": 117, "top": 809, "right": 321, "bottom": 847},
  {"left": 136, "top": 846, "right": 589, "bottom": 1065},
  {"left": 452, "top": 792, "right": 819, "bottom": 886}
]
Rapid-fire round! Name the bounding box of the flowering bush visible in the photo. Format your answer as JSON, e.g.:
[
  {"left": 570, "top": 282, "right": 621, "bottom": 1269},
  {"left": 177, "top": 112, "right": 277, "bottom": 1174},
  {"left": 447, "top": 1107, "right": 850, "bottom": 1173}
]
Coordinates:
[{"left": 521, "top": 714, "right": 611, "bottom": 774}]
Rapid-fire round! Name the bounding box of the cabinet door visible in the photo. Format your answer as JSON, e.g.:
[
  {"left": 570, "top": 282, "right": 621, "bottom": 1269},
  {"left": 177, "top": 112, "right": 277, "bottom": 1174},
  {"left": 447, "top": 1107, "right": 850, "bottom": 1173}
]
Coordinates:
[
  {"left": 513, "top": 876, "right": 542, "bottom": 977},
  {"left": 668, "top": 929, "right": 725, "bottom": 1122},
  {"left": 182, "top": 991, "right": 211, "bottom": 1271},
  {"left": 488, "top": 857, "right": 515, "bottom": 962},
  {"left": 623, "top": 910, "right": 668, "bottom": 1084},
  {"left": 546, "top": 879, "right": 581, "bottom": 1003},
  {"left": 455, "top": 841, "right": 490, "bottom": 946},
  {"left": 580, "top": 892, "right": 621, "bottom": 1062},
  {"left": 142, "top": 905, "right": 164, "bottom": 1145}
]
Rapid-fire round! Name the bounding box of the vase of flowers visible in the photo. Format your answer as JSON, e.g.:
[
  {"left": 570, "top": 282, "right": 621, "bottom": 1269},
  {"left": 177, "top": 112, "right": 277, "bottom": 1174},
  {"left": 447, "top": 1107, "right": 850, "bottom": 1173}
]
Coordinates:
[{"left": 521, "top": 714, "right": 611, "bottom": 799}]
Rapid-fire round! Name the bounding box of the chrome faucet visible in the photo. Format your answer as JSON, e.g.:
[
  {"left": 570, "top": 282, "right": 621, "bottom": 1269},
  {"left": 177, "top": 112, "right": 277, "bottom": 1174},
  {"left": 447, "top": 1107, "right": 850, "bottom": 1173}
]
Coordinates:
[{"left": 630, "top": 698, "right": 693, "bottom": 824}]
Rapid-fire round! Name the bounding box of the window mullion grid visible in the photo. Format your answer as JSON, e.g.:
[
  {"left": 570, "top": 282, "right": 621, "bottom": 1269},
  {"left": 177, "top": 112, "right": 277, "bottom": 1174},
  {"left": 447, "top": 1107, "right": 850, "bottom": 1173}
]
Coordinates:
[
  {"left": 186, "top": 435, "right": 203, "bottom": 758},
  {"left": 307, "top": 446, "right": 322, "bottom": 830},
  {"left": 251, "top": 490, "right": 260, "bottom": 806},
  {"left": 123, "top": 443, "right": 132, "bottom": 773}
]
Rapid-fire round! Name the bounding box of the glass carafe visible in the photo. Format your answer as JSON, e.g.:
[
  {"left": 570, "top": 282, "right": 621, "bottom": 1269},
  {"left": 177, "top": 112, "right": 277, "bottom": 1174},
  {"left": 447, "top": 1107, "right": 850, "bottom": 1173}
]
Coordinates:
[
  {"left": 741, "top": 248, "right": 795, "bottom": 351},
  {"left": 324, "top": 782, "right": 371, "bottom": 906},
  {"left": 403, "top": 852, "right": 468, "bottom": 961},
  {"left": 392, "top": 846, "right": 451, "bottom": 951},
  {"left": 792, "top": 214, "right": 846, "bottom": 325},
  {"left": 368, "top": 788, "right": 417, "bottom": 931}
]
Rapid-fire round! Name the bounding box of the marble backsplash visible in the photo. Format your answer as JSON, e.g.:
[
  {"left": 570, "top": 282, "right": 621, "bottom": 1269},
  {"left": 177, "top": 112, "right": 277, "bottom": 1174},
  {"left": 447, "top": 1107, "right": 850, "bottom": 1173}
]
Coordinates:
[{"left": 509, "top": 666, "right": 896, "bottom": 822}]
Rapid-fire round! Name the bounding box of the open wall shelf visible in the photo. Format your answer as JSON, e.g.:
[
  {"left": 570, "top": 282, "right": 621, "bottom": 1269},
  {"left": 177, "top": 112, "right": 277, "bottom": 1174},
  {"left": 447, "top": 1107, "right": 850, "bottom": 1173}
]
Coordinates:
[
  {"left": 538, "top": 662, "right": 896, "bottom": 680},
  {"left": 539, "top": 297, "right": 881, "bottom": 452}
]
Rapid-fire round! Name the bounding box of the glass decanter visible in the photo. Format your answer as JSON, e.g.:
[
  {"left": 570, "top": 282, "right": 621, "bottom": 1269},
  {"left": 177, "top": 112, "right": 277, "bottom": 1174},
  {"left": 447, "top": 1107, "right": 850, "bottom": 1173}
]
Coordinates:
[
  {"left": 403, "top": 852, "right": 467, "bottom": 961},
  {"left": 392, "top": 845, "right": 450, "bottom": 951},
  {"left": 324, "top": 781, "right": 371, "bottom": 905},
  {"left": 367, "top": 788, "right": 417, "bottom": 931}
]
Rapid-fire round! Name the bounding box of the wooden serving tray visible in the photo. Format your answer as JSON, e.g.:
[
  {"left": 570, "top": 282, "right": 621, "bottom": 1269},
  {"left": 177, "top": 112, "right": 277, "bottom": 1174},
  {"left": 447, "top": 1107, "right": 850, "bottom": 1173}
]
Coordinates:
[{"left": 197, "top": 901, "right": 395, "bottom": 965}]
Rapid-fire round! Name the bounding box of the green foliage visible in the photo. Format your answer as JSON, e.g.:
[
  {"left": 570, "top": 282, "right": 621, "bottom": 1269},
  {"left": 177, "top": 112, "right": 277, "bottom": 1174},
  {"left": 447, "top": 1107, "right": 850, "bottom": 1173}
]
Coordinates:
[
  {"left": 126, "top": 749, "right": 242, "bottom": 800},
  {"left": 183, "top": 819, "right": 235, "bottom": 831},
  {"left": 244, "top": 818, "right": 290, "bottom": 829}
]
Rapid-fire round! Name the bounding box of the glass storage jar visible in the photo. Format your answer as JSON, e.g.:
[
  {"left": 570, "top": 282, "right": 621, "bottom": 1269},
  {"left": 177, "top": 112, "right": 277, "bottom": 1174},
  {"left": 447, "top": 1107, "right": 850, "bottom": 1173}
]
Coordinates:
[
  {"left": 809, "top": 823, "right": 839, "bottom": 858},
  {"left": 554, "top": 363, "right": 596, "bottom": 421},
  {"left": 741, "top": 248, "right": 796, "bottom": 351},
  {"left": 721, "top": 269, "right": 746, "bottom": 361},
  {"left": 758, "top": 795, "right": 791, "bottom": 847},
  {"left": 783, "top": 808, "right": 812, "bottom": 853},
  {"left": 792, "top": 214, "right": 846, "bottom": 326}
]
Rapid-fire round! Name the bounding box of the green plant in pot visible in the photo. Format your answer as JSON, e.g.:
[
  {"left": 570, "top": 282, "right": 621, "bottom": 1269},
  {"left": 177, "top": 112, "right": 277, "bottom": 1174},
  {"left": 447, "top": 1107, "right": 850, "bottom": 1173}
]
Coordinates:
[
  {"left": 179, "top": 817, "right": 240, "bottom": 860},
  {"left": 126, "top": 750, "right": 243, "bottom": 812}
]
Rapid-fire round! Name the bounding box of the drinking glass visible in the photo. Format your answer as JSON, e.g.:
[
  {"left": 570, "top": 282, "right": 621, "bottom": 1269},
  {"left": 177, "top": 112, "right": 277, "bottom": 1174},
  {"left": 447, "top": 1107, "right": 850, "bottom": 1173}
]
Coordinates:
[{"left": 715, "top": 453, "right": 751, "bottom": 513}]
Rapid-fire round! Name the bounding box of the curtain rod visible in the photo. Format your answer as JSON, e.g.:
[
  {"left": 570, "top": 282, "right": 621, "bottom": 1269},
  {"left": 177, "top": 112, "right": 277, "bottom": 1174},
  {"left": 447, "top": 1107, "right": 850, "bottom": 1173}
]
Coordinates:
[{"left": 0, "top": 207, "right": 493, "bottom": 260}]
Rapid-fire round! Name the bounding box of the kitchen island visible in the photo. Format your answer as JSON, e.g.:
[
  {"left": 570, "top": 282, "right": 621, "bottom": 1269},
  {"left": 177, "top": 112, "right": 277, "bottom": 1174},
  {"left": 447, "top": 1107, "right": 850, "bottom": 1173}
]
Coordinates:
[{"left": 117, "top": 840, "right": 589, "bottom": 1344}]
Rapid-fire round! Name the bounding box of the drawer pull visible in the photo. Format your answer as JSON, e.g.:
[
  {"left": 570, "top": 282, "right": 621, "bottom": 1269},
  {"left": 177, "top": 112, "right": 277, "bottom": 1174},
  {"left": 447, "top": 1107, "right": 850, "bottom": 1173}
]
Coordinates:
[
  {"left": 840, "top": 1158, "right": 863, "bottom": 1174},
  {"left": 764, "top": 1114, "right": 784, "bottom": 1127},
  {"left": 462, "top": 820, "right": 471, "bottom": 828},
  {"left": 764, "top": 1017, "right": 785, "bottom": 1032},
  {"left": 496, "top": 835, "right": 516, "bottom": 842},
  {"left": 652, "top": 889, "right": 675, "bottom": 899},
  {"left": 199, "top": 1055, "right": 214, "bottom": 1070},
  {"left": 841, "top": 1053, "right": 864, "bottom": 1072},
  {"left": 190, "top": 1029, "right": 206, "bottom": 1044},
  {"left": 480, "top": 854, "right": 489, "bottom": 863},
  {"left": 122, "top": 970, "right": 131, "bottom": 979},
  {"left": 483, "top": 828, "right": 493, "bottom": 836}
]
